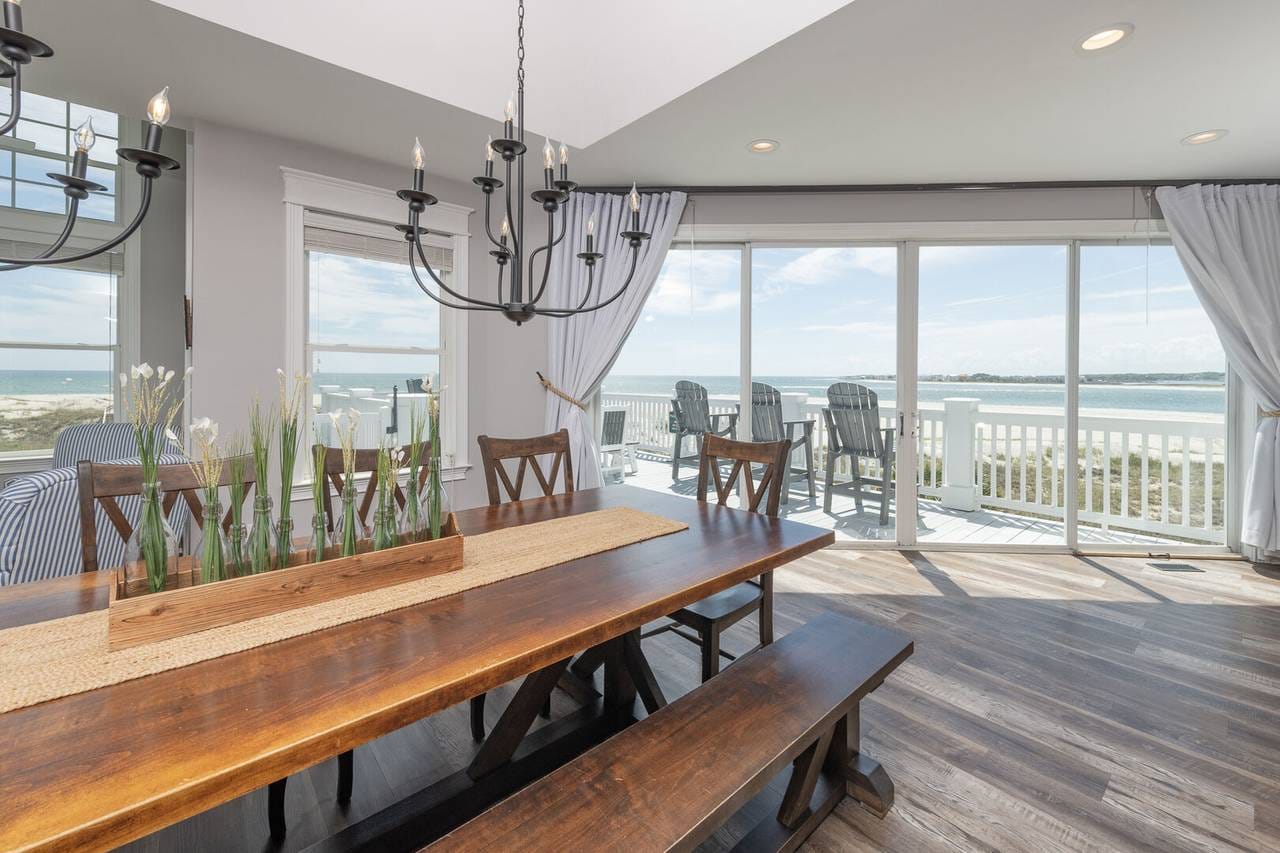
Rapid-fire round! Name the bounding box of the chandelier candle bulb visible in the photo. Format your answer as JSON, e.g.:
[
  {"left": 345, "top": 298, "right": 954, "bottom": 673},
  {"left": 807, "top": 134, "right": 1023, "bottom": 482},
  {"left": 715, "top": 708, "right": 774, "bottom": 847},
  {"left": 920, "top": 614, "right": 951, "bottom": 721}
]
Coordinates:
[
  {"left": 542, "top": 139, "right": 554, "bottom": 187},
  {"left": 484, "top": 135, "right": 494, "bottom": 177},
  {"left": 629, "top": 182, "right": 641, "bottom": 230},
  {"left": 73, "top": 117, "right": 95, "bottom": 154},
  {"left": 411, "top": 137, "right": 425, "bottom": 190},
  {"left": 559, "top": 142, "right": 569, "bottom": 180},
  {"left": 503, "top": 93, "right": 515, "bottom": 139},
  {"left": 500, "top": 214, "right": 510, "bottom": 247},
  {"left": 143, "top": 86, "right": 171, "bottom": 152},
  {"left": 585, "top": 216, "right": 594, "bottom": 253}
]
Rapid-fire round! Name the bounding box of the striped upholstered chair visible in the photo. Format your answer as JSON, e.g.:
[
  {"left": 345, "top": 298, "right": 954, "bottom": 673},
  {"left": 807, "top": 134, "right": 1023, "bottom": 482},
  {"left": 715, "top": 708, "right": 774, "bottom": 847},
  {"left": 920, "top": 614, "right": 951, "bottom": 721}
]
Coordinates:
[{"left": 0, "top": 423, "right": 188, "bottom": 586}]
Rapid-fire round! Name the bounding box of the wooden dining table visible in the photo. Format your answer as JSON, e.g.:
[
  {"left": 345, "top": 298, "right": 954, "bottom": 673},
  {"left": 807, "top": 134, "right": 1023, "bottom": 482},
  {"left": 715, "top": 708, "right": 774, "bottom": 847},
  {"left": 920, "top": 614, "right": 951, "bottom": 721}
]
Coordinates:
[{"left": 0, "top": 485, "right": 834, "bottom": 853}]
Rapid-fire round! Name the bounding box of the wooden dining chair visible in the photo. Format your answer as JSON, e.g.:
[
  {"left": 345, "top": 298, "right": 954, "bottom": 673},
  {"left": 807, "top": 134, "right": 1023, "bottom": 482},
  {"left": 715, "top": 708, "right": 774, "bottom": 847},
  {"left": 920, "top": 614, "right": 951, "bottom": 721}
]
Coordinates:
[
  {"left": 473, "top": 429, "right": 575, "bottom": 734},
  {"left": 645, "top": 433, "right": 791, "bottom": 681},
  {"left": 476, "top": 428, "right": 574, "bottom": 505},
  {"left": 316, "top": 441, "right": 430, "bottom": 533},
  {"left": 76, "top": 455, "right": 257, "bottom": 574}
]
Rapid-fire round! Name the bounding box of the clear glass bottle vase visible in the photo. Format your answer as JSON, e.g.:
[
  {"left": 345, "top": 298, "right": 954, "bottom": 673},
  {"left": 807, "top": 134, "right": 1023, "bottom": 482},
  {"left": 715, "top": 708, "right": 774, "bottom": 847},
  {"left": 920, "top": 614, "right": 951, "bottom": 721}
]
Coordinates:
[
  {"left": 371, "top": 504, "right": 399, "bottom": 551},
  {"left": 124, "top": 482, "right": 178, "bottom": 594},
  {"left": 402, "top": 476, "right": 426, "bottom": 542},
  {"left": 334, "top": 482, "right": 364, "bottom": 557},
  {"left": 246, "top": 494, "right": 277, "bottom": 574},
  {"left": 195, "top": 502, "right": 230, "bottom": 585},
  {"left": 422, "top": 463, "right": 452, "bottom": 540},
  {"left": 309, "top": 514, "right": 332, "bottom": 563},
  {"left": 226, "top": 521, "right": 248, "bottom": 579}
]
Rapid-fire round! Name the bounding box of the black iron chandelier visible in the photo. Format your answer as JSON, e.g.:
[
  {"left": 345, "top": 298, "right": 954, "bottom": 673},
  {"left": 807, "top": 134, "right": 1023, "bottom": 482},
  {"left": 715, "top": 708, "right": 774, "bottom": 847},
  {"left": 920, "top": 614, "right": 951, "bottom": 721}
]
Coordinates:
[
  {"left": 0, "top": 0, "right": 180, "bottom": 271},
  {"left": 396, "top": 0, "right": 650, "bottom": 325}
]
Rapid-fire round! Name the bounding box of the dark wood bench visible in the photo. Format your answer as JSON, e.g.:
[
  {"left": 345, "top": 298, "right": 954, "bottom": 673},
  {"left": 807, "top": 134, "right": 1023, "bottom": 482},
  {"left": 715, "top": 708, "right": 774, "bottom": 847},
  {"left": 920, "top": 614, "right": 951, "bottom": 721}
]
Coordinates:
[{"left": 425, "top": 611, "right": 913, "bottom": 852}]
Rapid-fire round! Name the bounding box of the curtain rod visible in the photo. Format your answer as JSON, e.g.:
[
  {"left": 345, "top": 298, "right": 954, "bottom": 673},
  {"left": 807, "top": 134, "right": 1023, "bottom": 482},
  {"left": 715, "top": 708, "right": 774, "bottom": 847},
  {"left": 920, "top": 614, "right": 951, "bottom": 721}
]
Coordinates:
[{"left": 574, "top": 179, "right": 1280, "bottom": 195}]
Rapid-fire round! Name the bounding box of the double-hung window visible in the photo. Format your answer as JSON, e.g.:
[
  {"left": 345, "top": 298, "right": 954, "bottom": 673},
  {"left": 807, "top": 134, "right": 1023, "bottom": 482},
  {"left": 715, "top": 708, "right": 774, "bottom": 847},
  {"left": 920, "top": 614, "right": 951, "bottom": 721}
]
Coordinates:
[{"left": 304, "top": 212, "right": 456, "bottom": 460}]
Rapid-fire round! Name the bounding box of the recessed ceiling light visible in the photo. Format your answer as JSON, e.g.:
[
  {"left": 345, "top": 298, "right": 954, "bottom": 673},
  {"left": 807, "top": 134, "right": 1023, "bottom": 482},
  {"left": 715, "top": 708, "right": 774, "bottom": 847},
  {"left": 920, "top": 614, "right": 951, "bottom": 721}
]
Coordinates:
[
  {"left": 1077, "top": 23, "right": 1133, "bottom": 53},
  {"left": 1181, "top": 129, "right": 1228, "bottom": 146},
  {"left": 748, "top": 139, "right": 779, "bottom": 154}
]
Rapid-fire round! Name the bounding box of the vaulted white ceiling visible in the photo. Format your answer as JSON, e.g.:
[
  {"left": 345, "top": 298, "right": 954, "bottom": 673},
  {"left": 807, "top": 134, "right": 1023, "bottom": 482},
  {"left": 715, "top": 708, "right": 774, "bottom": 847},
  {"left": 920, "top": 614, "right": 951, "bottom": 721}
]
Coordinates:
[
  {"left": 17, "top": 0, "right": 1280, "bottom": 186},
  {"left": 146, "top": 0, "right": 854, "bottom": 147}
]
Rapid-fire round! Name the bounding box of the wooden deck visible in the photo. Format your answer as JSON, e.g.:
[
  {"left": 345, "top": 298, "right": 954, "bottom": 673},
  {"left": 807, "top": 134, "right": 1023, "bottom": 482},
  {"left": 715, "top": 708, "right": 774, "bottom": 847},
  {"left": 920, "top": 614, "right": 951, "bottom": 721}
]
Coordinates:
[
  {"left": 623, "top": 452, "right": 1168, "bottom": 546},
  {"left": 121, "top": 550, "right": 1280, "bottom": 852}
]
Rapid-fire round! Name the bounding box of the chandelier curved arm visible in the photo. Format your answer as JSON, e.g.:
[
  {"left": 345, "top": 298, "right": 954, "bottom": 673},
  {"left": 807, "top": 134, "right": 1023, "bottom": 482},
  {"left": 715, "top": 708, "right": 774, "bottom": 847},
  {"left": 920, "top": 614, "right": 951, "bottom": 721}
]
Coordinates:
[
  {"left": 532, "top": 246, "right": 638, "bottom": 317},
  {"left": 527, "top": 210, "right": 556, "bottom": 305},
  {"left": 0, "top": 179, "right": 153, "bottom": 267},
  {"left": 408, "top": 241, "right": 503, "bottom": 312},
  {"left": 526, "top": 205, "right": 568, "bottom": 302},
  {"left": 536, "top": 261, "right": 596, "bottom": 318},
  {"left": 503, "top": 159, "right": 520, "bottom": 259},
  {"left": 0, "top": 65, "right": 21, "bottom": 137},
  {"left": 481, "top": 192, "right": 508, "bottom": 254},
  {"left": 410, "top": 227, "right": 506, "bottom": 309},
  {"left": 0, "top": 195, "right": 81, "bottom": 272}
]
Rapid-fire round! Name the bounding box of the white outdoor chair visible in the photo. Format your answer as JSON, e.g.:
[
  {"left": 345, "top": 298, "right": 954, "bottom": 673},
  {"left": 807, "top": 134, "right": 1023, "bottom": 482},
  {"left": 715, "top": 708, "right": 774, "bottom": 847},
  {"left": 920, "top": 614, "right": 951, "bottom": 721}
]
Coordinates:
[{"left": 599, "top": 406, "right": 638, "bottom": 485}]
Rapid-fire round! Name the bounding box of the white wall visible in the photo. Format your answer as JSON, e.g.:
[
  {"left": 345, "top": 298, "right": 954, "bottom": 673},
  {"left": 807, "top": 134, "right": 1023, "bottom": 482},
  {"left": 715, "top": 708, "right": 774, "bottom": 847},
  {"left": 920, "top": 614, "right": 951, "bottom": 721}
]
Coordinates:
[{"left": 188, "top": 120, "right": 548, "bottom": 510}]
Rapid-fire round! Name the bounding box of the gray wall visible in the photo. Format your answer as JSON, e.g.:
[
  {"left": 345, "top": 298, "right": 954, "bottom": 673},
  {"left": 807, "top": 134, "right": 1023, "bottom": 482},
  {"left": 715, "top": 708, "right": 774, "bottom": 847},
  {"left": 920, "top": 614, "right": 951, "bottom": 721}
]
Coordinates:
[
  {"left": 680, "top": 186, "right": 1154, "bottom": 226},
  {"left": 187, "top": 119, "right": 548, "bottom": 511},
  {"left": 137, "top": 125, "right": 188, "bottom": 398}
]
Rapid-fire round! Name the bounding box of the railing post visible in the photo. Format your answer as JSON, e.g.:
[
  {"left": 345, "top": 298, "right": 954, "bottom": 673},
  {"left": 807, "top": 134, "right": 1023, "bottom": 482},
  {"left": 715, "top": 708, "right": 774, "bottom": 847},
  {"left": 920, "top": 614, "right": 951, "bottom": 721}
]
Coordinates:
[{"left": 940, "top": 397, "right": 979, "bottom": 511}]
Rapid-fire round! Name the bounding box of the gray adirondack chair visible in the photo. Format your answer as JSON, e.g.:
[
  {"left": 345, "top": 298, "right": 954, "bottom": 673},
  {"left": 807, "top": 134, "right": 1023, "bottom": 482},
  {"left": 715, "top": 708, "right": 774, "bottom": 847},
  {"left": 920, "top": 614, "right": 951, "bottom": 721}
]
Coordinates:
[
  {"left": 750, "top": 382, "right": 815, "bottom": 504},
  {"left": 822, "top": 382, "right": 895, "bottom": 525},
  {"left": 670, "top": 380, "right": 738, "bottom": 481}
]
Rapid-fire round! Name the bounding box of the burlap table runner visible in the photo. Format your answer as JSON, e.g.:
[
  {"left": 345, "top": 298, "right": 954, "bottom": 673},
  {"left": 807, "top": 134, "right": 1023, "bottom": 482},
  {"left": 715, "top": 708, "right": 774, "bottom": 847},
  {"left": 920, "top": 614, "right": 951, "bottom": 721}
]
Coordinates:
[{"left": 0, "top": 507, "right": 686, "bottom": 714}]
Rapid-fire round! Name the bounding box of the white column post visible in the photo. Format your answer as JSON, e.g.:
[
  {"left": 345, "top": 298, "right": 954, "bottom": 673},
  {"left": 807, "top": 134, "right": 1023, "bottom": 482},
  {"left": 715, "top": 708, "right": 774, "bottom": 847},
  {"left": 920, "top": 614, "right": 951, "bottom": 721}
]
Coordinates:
[{"left": 940, "top": 397, "right": 979, "bottom": 510}]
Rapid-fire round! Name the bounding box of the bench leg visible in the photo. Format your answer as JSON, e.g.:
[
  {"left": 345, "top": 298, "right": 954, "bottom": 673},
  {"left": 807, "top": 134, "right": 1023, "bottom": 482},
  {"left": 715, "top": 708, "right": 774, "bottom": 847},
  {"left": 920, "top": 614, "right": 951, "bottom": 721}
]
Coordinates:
[
  {"left": 621, "top": 629, "right": 667, "bottom": 714},
  {"left": 267, "top": 777, "right": 287, "bottom": 840},
  {"left": 777, "top": 725, "right": 837, "bottom": 829},
  {"left": 839, "top": 705, "right": 894, "bottom": 818},
  {"left": 337, "top": 749, "right": 354, "bottom": 804}
]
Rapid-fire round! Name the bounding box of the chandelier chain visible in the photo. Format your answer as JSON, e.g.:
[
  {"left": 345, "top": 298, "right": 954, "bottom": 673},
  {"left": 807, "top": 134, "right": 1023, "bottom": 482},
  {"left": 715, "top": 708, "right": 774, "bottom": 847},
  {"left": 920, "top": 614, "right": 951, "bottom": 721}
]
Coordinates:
[{"left": 517, "top": 0, "right": 525, "bottom": 91}]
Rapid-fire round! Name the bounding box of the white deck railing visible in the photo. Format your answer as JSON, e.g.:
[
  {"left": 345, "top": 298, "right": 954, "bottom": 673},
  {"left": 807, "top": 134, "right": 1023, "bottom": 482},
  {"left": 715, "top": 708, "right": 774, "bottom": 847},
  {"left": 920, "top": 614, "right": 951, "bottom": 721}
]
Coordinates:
[{"left": 600, "top": 391, "right": 1225, "bottom": 544}]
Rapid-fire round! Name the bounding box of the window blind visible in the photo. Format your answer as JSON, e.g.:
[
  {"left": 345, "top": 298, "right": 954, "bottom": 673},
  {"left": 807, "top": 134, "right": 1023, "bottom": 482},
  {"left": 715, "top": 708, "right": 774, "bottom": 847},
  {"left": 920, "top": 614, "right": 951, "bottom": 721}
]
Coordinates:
[
  {"left": 303, "top": 225, "right": 452, "bottom": 272},
  {"left": 0, "top": 238, "right": 122, "bottom": 275}
]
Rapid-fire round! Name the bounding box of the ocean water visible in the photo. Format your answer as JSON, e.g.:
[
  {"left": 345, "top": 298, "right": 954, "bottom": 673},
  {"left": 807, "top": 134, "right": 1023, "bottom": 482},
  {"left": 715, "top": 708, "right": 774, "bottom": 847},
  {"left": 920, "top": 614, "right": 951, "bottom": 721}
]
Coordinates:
[
  {"left": 0, "top": 371, "right": 435, "bottom": 397},
  {"left": 0, "top": 370, "right": 1227, "bottom": 417},
  {"left": 601, "top": 375, "right": 1227, "bottom": 415}
]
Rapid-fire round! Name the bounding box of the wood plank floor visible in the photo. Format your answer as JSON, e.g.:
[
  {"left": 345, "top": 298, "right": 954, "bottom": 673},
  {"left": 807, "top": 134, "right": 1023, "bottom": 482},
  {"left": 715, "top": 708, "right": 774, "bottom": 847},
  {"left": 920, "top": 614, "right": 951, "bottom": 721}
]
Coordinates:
[{"left": 121, "top": 551, "right": 1280, "bottom": 852}]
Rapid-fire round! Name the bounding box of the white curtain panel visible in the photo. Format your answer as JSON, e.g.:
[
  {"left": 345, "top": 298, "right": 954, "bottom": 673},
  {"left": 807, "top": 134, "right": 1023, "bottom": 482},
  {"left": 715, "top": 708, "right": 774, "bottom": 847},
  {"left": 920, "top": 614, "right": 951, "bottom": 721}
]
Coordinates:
[
  {"left": 542, "top": 191, "right": 687, "bottom": 489},
  {"left": 1155, "top": 184, "right": 1280, "bottom": 552}
]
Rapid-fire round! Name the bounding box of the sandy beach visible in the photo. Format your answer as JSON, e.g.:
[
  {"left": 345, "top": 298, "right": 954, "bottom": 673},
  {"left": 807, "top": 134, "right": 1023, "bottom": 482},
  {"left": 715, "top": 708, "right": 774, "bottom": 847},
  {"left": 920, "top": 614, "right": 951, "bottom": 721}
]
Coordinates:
[{"left": 0, "top": 394, "right": 113, "bottom": 453}]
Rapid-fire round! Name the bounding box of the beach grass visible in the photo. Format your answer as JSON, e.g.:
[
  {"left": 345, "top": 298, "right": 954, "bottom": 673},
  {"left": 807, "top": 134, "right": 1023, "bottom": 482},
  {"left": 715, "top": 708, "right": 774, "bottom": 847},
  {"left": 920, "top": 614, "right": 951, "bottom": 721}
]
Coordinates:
[{"left": 0, "top": 405, "right": 107, "bottom": 453}]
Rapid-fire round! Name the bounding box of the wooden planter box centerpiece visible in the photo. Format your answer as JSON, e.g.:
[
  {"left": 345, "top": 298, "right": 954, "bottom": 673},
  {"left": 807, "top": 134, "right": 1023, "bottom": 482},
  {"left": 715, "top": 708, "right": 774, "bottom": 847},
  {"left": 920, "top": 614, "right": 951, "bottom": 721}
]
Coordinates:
[{"left": 107, "top": 515, "right": 463, "bottom": 651}]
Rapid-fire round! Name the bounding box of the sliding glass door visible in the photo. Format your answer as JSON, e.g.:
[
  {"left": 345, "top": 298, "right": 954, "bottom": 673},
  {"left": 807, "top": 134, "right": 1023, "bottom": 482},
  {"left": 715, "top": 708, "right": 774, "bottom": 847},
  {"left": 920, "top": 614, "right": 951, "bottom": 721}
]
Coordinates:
[
  {"left": 1076, "top": 243, "right": 1227, "bottom": 546},
  {"left": 914, "top": 245, "right": 1069, "bottom": 546},
  {"left": 750, "top": 246, "right": 897, "bottom": 540},
  {"left": 601, "top": 235, "right": 1232, "bottom": 554}
]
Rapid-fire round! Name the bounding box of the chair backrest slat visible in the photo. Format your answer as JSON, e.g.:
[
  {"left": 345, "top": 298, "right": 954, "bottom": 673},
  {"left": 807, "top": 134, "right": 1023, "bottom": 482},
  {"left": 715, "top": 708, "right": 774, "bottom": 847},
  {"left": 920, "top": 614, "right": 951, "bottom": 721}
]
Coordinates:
[
  {"left": 600, "top": 407, "right": 627, "bottom": 447},
  {"left": 826, "top": 382, "right": 884, "bottom": 457},
  {"left": 477, "top": 429, "right": 574, "bottom": 506},
  {"left": 674, "top": 380, "right": 715, "bottom": 434},
  {"left": 76, "top": 454, "right": 256, "bottom": 574},
  {"left": 318, "top": 441, "right": 430, "bottom": 533},
  {"left": 750, "top": 382, "right": 787, "bottom": 443},
  {"left": 696, "top": 433, "right": 790, "bottom": 517}
]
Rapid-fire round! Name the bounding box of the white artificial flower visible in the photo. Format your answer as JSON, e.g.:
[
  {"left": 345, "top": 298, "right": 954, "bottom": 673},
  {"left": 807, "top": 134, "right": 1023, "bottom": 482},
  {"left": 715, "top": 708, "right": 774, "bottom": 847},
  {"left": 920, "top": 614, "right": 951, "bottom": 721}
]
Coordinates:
[
  {"left": 184, "top": 366, "right": 194, "bottom": 376},
  {"left": 157, "top": 365, "right": 165, "bottom": 378},
  {"left": 118, "top": 372, "right": 128, "bottom": 388},
  {"left": 328, "top": 411, "right": 342, "bottom": 426},
  {"left": 138, "top": 363, "right": 154, "bottom": 380},
  {"left": 165, "top": 369, "right": 175, "bottom": 382},
  {"left": 348, "top": 407, "right": 361, "bottom": 423},
  {"left": 276, "top": 368, "right": 285, "bottom": 377},
  {"left": 130, "top": 365, "right": 141, "bottom": 379},
  {"left": 208, "top": 421, "right": 219, "bottom": 441}
]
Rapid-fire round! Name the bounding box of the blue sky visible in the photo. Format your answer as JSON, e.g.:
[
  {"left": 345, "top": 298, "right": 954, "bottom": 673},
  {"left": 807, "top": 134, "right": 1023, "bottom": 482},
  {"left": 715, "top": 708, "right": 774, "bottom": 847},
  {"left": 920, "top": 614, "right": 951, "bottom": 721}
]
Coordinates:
[{"left": 611, "top": 244, "right": 1224, "bottom": 378}]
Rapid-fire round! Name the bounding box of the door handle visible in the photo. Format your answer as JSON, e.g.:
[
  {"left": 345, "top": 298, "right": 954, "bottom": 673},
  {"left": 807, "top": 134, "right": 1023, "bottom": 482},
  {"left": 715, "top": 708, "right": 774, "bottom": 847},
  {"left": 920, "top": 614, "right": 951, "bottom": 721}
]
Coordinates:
[{"left": 898, "top": 412, "right": 906, "bottom": 437}]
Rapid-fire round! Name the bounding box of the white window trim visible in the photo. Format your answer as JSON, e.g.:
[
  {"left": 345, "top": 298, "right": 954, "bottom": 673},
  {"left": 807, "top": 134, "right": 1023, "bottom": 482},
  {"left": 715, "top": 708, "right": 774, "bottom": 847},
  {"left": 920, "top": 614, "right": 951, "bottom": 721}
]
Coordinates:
[{"left": 281, "top": 166, "right": 472, "bottom": 487}]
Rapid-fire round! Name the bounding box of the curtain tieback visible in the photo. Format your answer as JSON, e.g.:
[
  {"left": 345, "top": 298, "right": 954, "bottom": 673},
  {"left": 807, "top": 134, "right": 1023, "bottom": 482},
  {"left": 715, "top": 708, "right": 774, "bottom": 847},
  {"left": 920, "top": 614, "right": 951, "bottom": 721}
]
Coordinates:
[
  {"left": 1261, "top": 408, "right": 1280, "bottom": 418},
  {"left": 537, "top": 371, "right": 587, "bottom": 412}
]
